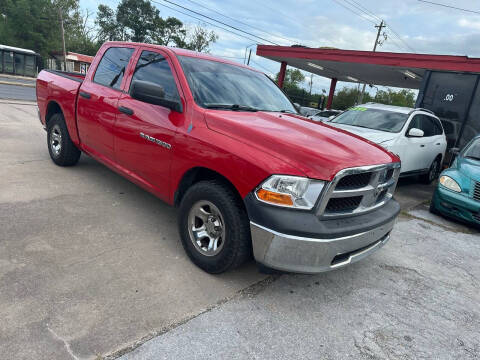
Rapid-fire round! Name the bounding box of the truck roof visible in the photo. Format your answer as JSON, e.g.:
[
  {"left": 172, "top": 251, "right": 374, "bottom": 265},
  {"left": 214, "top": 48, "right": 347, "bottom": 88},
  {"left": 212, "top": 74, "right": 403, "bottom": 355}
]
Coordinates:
[{"left": 103, "top": 41, "right": 261, "bottom": 73}]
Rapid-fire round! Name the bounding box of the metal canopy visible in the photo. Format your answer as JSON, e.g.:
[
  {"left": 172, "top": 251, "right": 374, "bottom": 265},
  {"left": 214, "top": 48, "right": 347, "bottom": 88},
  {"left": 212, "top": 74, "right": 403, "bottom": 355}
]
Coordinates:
[{"left": 257, "top": 45, "right": 480, "bottom": 89}]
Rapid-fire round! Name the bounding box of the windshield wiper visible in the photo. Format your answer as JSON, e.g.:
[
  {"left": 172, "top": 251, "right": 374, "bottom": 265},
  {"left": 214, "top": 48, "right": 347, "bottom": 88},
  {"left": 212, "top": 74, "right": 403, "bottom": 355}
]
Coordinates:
[{"left": 204, "top": 103, "right": 259, "bottom": 112}]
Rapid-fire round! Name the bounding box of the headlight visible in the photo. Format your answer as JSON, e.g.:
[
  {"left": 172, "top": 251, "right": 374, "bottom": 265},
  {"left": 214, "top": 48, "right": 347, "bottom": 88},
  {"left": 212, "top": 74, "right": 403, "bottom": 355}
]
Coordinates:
[
  {"left": 255, "top": 175, "right": 325, "bottom": 209},
  {"left": 439, "top": 175, "right": 461, "bottom": 192}
]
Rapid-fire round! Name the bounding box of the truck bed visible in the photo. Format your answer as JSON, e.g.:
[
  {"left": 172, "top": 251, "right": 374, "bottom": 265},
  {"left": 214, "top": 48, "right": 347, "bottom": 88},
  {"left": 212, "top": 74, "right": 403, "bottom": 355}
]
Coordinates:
[{"left": 36, "top": 69, "right": 86, "bottom": 145}]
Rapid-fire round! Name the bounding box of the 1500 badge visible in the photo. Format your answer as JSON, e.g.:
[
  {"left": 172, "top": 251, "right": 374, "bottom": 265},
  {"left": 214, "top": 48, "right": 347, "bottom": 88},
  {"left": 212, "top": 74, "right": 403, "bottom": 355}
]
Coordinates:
[{"left": 140, "top": 132, "right": 171, "bottom": 150}]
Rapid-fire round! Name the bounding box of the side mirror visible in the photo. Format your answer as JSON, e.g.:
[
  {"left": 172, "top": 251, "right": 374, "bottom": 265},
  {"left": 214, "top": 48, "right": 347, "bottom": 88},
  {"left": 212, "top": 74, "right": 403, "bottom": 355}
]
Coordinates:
[
  {"left": 131, "top": 80, "right": 182, "bottom": 113},
  {"left": 449, "top": 147, "right": 460, "bottom": 156},
  {"left": 408, "top": 128, "right": 424, "bottom": 137}
]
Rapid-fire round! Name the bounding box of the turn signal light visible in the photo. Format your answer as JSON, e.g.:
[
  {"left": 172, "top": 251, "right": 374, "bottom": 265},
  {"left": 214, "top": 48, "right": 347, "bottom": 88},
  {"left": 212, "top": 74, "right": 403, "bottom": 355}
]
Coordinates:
[{"left": 256, "top": 189, "right": 294, "bottom": 206}]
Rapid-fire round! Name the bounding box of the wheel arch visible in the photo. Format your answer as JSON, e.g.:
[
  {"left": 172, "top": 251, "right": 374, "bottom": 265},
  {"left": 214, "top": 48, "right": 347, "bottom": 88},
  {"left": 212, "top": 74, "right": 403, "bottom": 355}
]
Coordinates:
[
  {"left": 45, "top": 101, "right": 64, "bottom": 125},
  {"left": 174, "top": 167, "right": 245, "bottom": 208}
]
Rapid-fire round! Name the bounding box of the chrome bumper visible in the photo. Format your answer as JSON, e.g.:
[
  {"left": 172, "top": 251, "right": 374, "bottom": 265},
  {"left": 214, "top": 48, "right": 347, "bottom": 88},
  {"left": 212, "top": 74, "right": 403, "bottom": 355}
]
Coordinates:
[{"left": 250, "top": 219, "right": 395, "bottom": 273}]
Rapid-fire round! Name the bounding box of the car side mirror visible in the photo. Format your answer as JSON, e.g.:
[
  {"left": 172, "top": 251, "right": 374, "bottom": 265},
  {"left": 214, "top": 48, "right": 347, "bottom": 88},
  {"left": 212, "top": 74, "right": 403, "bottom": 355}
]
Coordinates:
[
  {"left": 449, "top": 147, "right": 460, "bottom": 156},
  {"left": 408, "top": 128, "right": 424, "bottom": 137},
  {"left": 131, "top": 80, "right": 183, "bottom": 113}
]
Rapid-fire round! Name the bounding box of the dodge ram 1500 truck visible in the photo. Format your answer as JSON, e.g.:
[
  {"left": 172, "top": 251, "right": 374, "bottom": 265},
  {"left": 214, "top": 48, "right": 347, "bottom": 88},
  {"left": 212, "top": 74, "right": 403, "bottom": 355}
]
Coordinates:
[{"left": 36, "top": 42, "right": 401, "bottom": 274}]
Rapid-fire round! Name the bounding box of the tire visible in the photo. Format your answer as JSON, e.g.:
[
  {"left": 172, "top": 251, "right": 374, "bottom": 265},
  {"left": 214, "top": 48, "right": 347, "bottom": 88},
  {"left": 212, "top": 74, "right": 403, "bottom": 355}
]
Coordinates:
[
  {"left": 178, "top": 180, "right": 251, "bottom": 274},
  {"left": 47, "top": 113, "right": 81, "bottom": 166},
  {"left": 420, "top": 157, "right": 441, "bottom": 184}
]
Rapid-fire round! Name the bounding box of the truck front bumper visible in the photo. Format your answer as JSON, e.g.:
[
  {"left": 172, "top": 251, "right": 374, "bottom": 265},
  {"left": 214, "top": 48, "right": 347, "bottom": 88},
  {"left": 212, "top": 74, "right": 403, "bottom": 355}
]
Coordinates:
[{"left": 245, "top": 194, "right": 400, "bottom": 273}]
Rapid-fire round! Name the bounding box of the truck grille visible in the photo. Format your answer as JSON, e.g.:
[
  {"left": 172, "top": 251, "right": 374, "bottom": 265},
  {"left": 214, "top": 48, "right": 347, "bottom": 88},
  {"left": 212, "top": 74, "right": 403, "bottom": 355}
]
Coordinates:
[
  {"left": 473, "top": 182, "right": 480, "bottom": 202},
  {"left": 317, "top": 163, "right": 401, "bottom": 218},
  {"left": 326, "top": 196, "right": 363, "bottom": 213}
]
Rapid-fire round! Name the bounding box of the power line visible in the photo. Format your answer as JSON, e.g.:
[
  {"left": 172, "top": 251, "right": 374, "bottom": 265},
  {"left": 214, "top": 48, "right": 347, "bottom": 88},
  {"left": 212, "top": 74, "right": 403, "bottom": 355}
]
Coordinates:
[
  {"left": 385, "top": 25, "right": 416, "bottom": 52},
  {"left": 347, "top": 0, "right": 383, "bottom": 22},
  {"left": 249, "top": 59, "right": 275, "bottom": 74},
  {"left": 342, "top": 0, "right": 381, "bottom": 23},
  {"left": 417, "top": 0, "right": 480, "bottom": 15},
  {"left": 332, "top": 0, "right": 377, "bottom": 25},
  {"left": 150, "top": 0, "right": 261, "bottom": 44},
  {"left": 183, "top": 0, "right": 294, "bottom": 45},
  {"left": 154, "top": 0, "right": 280, "bottom": 45}
]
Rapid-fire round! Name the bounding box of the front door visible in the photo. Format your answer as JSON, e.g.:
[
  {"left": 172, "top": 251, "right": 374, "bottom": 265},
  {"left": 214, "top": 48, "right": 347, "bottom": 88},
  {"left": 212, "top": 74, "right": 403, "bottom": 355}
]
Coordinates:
[
  {"left": 400, "top": 114, "right": 432, "bottom": 173},
  {"left": 77, "top": 46, "right": 136, "bottom": 161},
  {"left": 114, "top": 48, "right": 185, "bottom": 201}
]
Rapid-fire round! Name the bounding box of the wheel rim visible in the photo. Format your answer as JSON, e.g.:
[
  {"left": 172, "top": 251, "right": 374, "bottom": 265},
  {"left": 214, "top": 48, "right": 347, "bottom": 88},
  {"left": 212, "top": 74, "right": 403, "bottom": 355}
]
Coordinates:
[
  {"left": 50, "top": 124, "right": 62, "bottom": 157},
  {"left": 429, "top": 160, "right": 439, "bottom": 181},
  {"left": 187, "top": 200, "right": 226, "bottom": 256}
]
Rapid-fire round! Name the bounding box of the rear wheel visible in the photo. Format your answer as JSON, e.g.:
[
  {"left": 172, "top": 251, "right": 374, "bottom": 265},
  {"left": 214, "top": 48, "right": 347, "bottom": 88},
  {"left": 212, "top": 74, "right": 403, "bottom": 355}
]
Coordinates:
[
  {"left": 47, "top": 113, "right": 81, "bottom": 166},
  {"left": 420, "top": 157, "right": 441, "bottom": 184},
  {"left": 178, "top": 180, "right": 251, "bottom": 273}
]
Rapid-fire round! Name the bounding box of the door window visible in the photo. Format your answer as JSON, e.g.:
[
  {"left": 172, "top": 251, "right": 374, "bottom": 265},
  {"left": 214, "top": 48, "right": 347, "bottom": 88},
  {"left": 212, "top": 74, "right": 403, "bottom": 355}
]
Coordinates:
[
  {"left": 419, "top": 116, "right": 436, "bottom": 137},
  {"left": 407, "top": 115, "right": 421, "bottom": 135},
  {"left": 130, "top": 50, "right": 180, "bottom": 102},
  {"left": 93, "top": 47, "right": 135, "bottom": 90}
]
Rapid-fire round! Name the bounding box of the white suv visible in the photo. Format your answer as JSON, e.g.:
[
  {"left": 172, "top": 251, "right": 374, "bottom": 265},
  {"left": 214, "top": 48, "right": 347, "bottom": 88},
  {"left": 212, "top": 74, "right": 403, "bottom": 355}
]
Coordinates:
[{"left": 328, "top": 103, "right": 447, "bottom": 183}]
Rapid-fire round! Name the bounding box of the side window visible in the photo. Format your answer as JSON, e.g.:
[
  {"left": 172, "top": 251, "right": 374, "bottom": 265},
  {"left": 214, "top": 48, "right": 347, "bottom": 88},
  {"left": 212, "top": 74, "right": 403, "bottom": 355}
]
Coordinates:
[
  {"left": 130, "top": 50, "right": 180, "bottom": 102},
  {"left": 432, "top": 117, "right": 444, "bottom": 135},
  {"left": 420, "top": 115, "right": 435, "bottom": 137},
  {"left": 407, "top": 115, "right": 421, "bottom": 133},
  {"left": 93, "top": 47, "right": 135, "bottom": 90}
]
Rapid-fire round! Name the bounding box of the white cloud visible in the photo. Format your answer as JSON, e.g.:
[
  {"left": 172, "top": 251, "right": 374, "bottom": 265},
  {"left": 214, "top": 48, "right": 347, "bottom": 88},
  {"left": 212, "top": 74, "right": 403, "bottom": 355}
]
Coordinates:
[{"left": 458, "top": 18, "right": 480, "bottom": 31}]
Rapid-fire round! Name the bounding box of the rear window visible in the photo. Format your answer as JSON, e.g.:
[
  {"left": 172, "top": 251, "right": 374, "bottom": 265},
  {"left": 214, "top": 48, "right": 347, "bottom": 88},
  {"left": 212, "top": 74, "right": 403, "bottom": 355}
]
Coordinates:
[
  {"left": 94, "top": 47, "right": 135, "bottom": 90},
  {"left": 330, "top": 107, "right": 408, "bottom": 133}
]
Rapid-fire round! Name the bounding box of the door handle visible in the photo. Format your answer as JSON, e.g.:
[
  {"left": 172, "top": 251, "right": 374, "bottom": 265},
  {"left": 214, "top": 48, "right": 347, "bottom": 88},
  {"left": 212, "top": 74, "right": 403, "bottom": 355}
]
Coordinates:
[
  {"left": 118, "top": 106, "right": 134, "bottom": 116},
  {"left": 79, "top": 91, "right": 91, "bottom": 99},
  {"left": 420, "top": 144, "right": 425, "bottom": 147},
  {"left": 436, "top": 143, "right": 441, "bottom": 145}
]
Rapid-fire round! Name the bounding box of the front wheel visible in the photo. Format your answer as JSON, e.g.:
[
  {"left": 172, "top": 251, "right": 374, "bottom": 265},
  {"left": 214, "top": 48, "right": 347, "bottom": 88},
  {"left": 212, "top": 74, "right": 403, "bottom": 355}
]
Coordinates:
[
  {"left": 178, "top": 180, "right": 251, "bottom": 273},
  {"left": 420, "top": 157, "right": 441, "bottom": 184},
  {"left": 47, "top": 113, "right": 81, "bottom": 166}
]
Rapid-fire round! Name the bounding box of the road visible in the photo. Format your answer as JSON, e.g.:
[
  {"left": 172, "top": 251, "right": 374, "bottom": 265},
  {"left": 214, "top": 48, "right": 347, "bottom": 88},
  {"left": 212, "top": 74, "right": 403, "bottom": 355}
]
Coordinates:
[
  {"left": 0, "top": 83, "right": 36, "bottom": 101},
  {"left": 0, "top": 101, "right": 479, "bottom": 359}
]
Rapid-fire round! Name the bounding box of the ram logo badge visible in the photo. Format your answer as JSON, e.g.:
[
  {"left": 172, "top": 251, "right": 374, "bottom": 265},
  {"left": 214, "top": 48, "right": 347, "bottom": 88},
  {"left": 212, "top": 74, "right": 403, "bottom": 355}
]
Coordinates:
[{"left": 140, "top": 132, "right": 171, "bottom": 150}]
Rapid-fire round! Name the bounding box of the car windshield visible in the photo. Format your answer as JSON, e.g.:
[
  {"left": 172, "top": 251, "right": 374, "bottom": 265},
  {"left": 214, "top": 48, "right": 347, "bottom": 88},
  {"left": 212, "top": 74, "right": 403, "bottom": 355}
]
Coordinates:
[
  {"left": 463, "top": 138, "right": 480, "bottom": 160},
  {"left": 178, "top": 56, "right": 297, "bottom": 113},
  {"left": 330, "top": 107, "right": 409, "bottom": 133}
]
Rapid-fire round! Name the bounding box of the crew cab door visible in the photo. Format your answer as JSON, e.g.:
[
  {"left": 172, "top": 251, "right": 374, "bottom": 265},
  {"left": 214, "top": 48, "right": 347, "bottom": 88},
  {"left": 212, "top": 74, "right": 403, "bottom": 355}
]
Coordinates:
[
  {"left": 77, "top": 46, "right": 136, "bottom": 160},
  {"left": 400, "top": 114, "right": 433, "bottom": 172},
  {"left": 114, "top": 48, "right": 185, "bottom": 201}
]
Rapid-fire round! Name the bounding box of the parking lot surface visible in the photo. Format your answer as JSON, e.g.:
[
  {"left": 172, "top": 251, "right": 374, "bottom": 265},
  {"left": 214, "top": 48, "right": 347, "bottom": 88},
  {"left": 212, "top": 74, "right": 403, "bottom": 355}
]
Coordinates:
[{"left": 1, "top": 101, "right": 479, "bottom": 359}]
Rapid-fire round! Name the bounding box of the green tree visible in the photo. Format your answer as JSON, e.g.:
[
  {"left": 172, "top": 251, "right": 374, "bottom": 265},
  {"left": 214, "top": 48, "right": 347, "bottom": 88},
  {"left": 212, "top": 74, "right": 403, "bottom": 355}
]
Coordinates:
[
  {"left": 95, "top": 0, "right": 217, "bottom": 51},
  {"left": 331, "top": 87, "right": 373, "bottom": 110},
  {"left": 275, "top": 68, "right": 305, "bottom": 88},
  {"left": 374, "top": 88, "right": 416, "bottom": 107}
]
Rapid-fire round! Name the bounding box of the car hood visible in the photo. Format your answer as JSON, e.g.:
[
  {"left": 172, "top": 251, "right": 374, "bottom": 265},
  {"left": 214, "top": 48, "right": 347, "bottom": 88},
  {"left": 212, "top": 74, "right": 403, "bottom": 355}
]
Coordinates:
[
  {"left": 204, "top": 110, "right": 398, "bottom": 181},
  {"left": 328, "top": 123, "right": 397, "bottom": 144},
  {"left": 457, "top": 157, "right": 480, "bottom": 179}
]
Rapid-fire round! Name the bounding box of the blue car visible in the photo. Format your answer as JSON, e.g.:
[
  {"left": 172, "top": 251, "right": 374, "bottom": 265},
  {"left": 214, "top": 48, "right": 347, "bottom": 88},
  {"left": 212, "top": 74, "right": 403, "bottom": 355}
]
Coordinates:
[{"left": 430, "top": 135, "right": 480, "bottom": 227}]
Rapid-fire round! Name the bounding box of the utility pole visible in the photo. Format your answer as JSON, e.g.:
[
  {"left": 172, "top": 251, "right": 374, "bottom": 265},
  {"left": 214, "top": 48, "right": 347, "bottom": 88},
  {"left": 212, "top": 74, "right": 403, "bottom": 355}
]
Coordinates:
[
  {"left": 246, "top": 49, "right": 252, "bottom": 65},
  {"left": 59, "top": 7, "right": 67, "bottom": 71},
  {"left": 358, "top": 20, "right": 385, "bottom": 104}
]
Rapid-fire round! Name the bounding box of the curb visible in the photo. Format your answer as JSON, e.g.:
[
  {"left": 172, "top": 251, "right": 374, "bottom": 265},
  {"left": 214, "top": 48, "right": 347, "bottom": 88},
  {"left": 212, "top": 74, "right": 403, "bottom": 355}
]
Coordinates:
[{"left": 0, "top": 80, "right": 35, "bottom": 88}]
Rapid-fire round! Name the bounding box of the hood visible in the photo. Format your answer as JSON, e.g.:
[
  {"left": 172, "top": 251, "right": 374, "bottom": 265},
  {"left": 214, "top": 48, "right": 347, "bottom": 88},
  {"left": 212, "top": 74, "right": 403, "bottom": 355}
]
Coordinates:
[
  {"left": 328, "top": 123, "right": 397, "bottom": 144},
  {"left": 457, "top": 156, "right": 480, "bottom": 180},
  {"left": 204, "top": 111, "right": 398, "bottom": 181}
]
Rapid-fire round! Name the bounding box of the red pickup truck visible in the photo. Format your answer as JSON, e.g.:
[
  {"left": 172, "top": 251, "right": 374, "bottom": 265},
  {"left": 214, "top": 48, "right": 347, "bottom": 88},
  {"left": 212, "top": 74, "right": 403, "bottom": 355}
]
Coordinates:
[{"left": 36, "top": 42, "right": 401, "bottom": 274}]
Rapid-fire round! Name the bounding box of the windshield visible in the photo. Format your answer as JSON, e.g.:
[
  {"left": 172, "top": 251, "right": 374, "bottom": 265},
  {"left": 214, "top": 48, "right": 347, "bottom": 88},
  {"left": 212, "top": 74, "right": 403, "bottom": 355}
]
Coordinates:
[
  {"left": 330, "top": 107, "right": 409, "bottom": 133},
  {"left": 463, "top": 138, "right": 480, "bottom": 160},
  {"left": 178, "top": 56, "right": 296, "bottom": 113}
]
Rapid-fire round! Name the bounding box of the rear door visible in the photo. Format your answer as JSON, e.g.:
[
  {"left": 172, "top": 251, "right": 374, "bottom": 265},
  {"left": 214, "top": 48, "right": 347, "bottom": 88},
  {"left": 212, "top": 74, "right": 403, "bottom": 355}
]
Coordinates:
[
  {"left": 114, "top": 47, "right": 185, "bottom": 201},
  {"left": 418, "top": 114, "right": 442, "bottom": 168},
  {"left": 77, "top": 45, "right": 136, "bottom": 160}
]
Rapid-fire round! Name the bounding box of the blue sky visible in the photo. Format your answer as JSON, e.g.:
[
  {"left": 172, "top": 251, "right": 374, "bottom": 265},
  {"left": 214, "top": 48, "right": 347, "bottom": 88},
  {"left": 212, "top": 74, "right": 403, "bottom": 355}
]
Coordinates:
[{"left": 82, "top": 0, "right": 480, "bottom": 94}]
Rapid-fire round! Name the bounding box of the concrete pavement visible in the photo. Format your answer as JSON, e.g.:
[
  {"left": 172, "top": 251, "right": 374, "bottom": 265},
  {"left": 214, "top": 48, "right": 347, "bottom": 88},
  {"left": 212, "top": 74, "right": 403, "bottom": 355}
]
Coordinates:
[
  {"left": 1, "top": 101, "right": 479, "bottom": 359},
  {"left": 120, "top": 210, "right": 480, "bottom": 360},
  {"left": 0, "top": 102, "right": 266, "bottom": 359}
]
